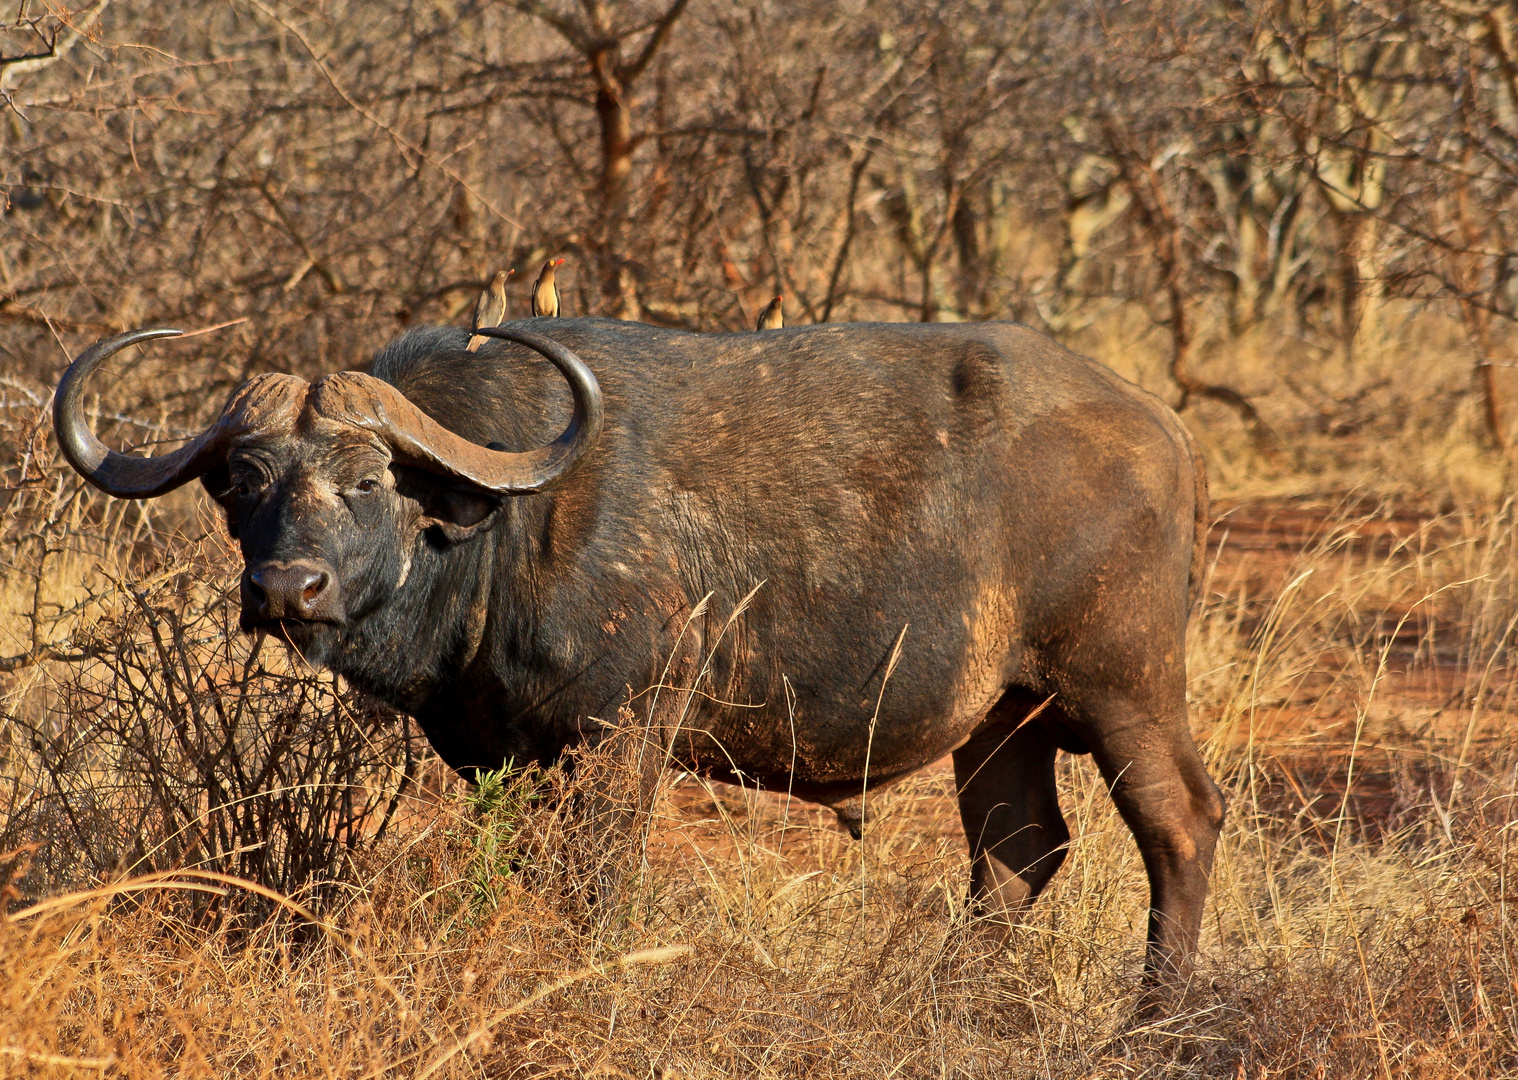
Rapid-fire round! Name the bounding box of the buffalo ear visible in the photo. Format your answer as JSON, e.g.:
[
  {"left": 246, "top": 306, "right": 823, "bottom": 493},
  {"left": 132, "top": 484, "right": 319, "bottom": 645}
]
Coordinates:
[
  {"left": 199, "top": 467, "right": 239, "bottom": 539},
  {"left": 393, "top": 465, "right": 503, "bottom": 543}
]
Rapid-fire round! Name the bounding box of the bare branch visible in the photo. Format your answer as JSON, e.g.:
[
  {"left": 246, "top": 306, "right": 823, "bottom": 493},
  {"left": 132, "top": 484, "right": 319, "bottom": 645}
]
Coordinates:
[
  {"left": 618, "top": 0, "right": 690, "bottom": 85},
  {"left": 0, "top": 0, "right": 111, "bottom": 94}
]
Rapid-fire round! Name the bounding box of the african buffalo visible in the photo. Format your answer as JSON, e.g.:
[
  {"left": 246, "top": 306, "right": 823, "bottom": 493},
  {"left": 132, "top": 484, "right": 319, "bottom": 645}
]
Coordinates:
[{"left": 53, "top": 318, "right": 1224, "bottom": 987}]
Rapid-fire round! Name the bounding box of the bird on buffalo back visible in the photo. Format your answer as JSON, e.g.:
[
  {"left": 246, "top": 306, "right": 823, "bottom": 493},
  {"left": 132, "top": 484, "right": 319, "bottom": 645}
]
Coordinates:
[
  {"left": 467, "top": 269, "right": 512, "bottom": 352},
  {"left": 531, "top": 258, "right": 565, "bottom": 317},
  {"left": 755, "top": 294, "right": 783, "bottom": 331}
]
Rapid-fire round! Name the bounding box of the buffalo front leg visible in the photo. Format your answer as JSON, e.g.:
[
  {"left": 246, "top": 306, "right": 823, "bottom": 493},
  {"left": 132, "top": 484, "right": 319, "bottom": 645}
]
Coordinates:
[
  {"left": 552, "top": 708, "right": 670, "bottom": 912},
  {"left": 952, "top": 696, "right": 1071, "bottom": 927}
]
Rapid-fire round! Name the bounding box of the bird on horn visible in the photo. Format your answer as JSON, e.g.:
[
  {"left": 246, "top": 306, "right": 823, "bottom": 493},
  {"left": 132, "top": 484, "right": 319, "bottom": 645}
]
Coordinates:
[{"left": 467, "top": 269, "right": 513, "bottom": 352}]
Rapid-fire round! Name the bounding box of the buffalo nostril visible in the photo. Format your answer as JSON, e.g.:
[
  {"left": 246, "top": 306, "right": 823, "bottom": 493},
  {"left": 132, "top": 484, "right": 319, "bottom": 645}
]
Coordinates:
[
  {"left": 299, "top": 571, "right": 329, "bottom": 607},
  {"left": 247, "top": 572, "right": 270, "bottom": 611}
]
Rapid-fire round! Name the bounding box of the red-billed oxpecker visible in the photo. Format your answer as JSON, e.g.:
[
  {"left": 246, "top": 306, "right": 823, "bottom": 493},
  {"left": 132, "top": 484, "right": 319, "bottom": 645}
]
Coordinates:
[
  {"left": 756, "top": 294, "right": 784, "bottom": 331},
  {"left": 467, "top": 269, "right": 512, "bottom": 352},
  {"left": 531, "top": 258, "right": 565, "bottom": 318}
]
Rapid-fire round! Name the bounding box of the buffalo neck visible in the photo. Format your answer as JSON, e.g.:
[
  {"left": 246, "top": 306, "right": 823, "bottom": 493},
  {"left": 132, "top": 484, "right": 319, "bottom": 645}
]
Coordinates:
[{"left": 324, "top": 495, "right": 582, "bottom": 755}]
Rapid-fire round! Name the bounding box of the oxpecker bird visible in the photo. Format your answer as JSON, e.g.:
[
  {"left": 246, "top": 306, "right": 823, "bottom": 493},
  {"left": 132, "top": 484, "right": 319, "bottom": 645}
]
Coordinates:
[
  {"left": 467, "top": 269, "right": 512, "bottom": 352},
  {"left": 756, "top": 294, "right": 784, "bottom": 331},
  {"left": 531, "top": 258, "right": 566, "bottom": 318}
]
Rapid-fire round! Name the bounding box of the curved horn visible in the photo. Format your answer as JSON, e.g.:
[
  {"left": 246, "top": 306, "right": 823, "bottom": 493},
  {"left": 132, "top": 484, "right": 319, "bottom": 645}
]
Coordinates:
[
  {"left": 312, "top": 326, "right": 604, "bottom": 495},
  {"left": 52, "top": 328, "right": 226, "bottom": 498}
]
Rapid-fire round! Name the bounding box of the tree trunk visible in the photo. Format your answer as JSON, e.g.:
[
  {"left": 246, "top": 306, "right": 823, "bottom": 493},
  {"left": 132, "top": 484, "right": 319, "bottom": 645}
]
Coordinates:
[
  {"left": 1479, "top": 360, "right": 1506, "bottom": 450},
  {"left": 1165, "top": 280, "right": 1277, "bottom": 454},
  {"left": 590, "top": 49, "right": 632, "bottom": 210}
]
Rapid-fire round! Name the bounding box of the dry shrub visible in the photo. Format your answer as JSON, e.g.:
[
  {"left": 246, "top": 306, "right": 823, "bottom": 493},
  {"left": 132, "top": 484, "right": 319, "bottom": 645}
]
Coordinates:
[
  {"left": 0, "top": 384, "right": 416, "bottom": 917},
  {"left": 3, "top": 583, "right": 417, "bottom": 913}
]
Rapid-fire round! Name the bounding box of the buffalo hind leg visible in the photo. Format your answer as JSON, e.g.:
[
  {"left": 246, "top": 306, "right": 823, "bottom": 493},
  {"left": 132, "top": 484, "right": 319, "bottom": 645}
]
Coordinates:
[
  {"left": 1082, "top": 697, "right": 1225, "bottom": 990},
  {"left": 952, "top": 695, "right": 1071, "bottom": 928}
]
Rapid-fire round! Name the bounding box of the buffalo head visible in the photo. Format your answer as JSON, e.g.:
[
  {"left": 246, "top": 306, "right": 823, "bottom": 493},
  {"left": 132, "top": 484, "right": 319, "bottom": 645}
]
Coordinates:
[{"left": 53, "top": 326, "right": 603, "bottom": 665}]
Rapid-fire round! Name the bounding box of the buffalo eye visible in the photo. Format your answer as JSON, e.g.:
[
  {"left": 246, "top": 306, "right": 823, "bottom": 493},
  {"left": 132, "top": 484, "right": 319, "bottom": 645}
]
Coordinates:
[
  {"left": 230, "top": 474, "right": 261, "bottom": 499},
  {"left": 355, "top": 478, "right": 379, "bottom": 495}
]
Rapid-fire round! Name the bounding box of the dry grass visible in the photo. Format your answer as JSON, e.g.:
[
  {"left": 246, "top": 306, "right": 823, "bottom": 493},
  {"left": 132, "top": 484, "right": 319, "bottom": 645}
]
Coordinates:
[{"left": 3, "top": 358, "right": 1518, "bottom": 1078}]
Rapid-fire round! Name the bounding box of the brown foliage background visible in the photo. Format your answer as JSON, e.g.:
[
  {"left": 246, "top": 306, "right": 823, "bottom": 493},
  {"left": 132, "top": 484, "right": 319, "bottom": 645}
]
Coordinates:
[{"left": 5, "top": 0, "right": 1516, "bottom": 438}]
